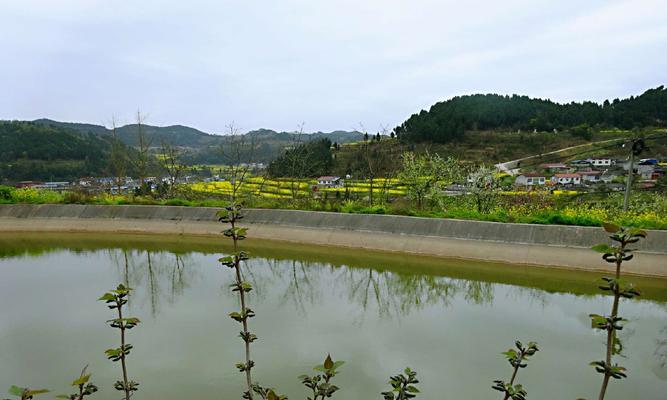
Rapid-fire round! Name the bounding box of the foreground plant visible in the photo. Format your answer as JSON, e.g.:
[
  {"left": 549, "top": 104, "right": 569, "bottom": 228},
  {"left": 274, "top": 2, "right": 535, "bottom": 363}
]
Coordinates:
[
  {"left": 99, "top": 284, "right": 140, "bottom": 400},
  {"left": 299, "top": 354, "right": 344, "bottom": 399},
  {"left": 3, "top": 386, "right": 48, "bottom": 400},
  {"left": 589, "top": 223, "right": 646, "bottom": 400},
  {"left": 381, "top": 368, "right": 420, "bottom": 400},
  {"left": 56, "top": 366, "right": 98, "bottom": 400},
  {"left": 218, "top": 203, "right": 286, "bottom": 400},
  {"left": 492, "top": 341, "right": 538, "bottom": 400}
]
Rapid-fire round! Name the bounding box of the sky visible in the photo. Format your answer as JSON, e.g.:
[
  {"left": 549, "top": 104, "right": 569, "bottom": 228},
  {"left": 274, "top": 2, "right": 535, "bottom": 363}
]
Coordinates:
[{"left": 1, "top": 0, "right": 666, "bottom": 135}]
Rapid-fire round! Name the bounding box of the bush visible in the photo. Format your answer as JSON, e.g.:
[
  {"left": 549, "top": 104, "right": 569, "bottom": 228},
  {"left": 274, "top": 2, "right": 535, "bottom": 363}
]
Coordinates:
[
  {"left": 0, "top": 185, "right": 14, "bottom": 202},
  {"left": 10, "top": 188, "right": 63, "bottom": 204}
]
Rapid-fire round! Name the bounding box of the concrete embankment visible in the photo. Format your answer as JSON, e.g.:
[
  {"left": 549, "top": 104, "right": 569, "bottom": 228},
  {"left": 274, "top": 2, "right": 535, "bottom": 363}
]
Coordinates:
[{"left": 0, "top": 204, "right": 665, "bottom": 276}]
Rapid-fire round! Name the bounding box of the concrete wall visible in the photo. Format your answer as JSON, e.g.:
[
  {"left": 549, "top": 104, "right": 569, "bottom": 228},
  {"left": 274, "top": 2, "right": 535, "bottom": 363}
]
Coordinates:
[{"left": 1, "top": 204, "right": 665, "bottom": 276}]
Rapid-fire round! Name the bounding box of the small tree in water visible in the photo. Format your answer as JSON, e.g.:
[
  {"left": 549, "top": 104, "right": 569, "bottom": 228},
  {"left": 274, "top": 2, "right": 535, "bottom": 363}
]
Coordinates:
[
  {"left": 588, "top": 223, "right": 646, "bottom": 400},
  {"left": 99, "top": 284, "right": 140, "bottom": 400},
  {"left": 492, "top": 341, "right": 539, "bottom": 400},
  {"left": 217, "top": 203, "right": 286, "bottom": 399},
  {"left": 56, "top": 366, "right": 98, "bottom": 400}
]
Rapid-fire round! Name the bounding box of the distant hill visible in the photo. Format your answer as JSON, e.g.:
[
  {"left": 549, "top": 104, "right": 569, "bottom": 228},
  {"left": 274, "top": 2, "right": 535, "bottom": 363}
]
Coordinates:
[
  {"left": 0, "top": 121, "right": 115, "bottom": 181},
  {"left": 33, "top": 119, "right": 363, "bottom": 163},
  {"left": 395, "top": 86, "right": 667, "bottom": 143}
]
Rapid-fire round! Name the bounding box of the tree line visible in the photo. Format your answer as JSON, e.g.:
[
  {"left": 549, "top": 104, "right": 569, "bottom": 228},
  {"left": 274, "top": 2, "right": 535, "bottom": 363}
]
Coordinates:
[{"left": 394, "top": 86, "right": 667, "bottom": 143}]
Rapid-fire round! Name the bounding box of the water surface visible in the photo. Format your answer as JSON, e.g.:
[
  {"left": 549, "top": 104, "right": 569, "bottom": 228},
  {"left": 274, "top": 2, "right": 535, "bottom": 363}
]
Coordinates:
[{"left": 0, "top": 233, "right": 666, "bottom": 400}]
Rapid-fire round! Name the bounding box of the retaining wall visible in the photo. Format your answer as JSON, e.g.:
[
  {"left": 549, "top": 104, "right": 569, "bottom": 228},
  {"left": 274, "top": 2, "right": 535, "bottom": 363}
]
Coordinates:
[{"left": 1, "top": 204, "right": 665, "bottom": 276}]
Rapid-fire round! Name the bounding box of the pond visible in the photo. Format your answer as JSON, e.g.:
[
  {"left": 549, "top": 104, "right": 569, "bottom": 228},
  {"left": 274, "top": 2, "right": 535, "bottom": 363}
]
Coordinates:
[{"left": 0, "top": 233, "right": 666, "bottom": 400}]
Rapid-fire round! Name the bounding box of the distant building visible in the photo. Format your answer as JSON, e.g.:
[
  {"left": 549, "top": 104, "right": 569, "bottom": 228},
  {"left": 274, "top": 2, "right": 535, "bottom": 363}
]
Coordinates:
[
  {"left": 589, "top": 158, "right": 613, "bottom": 167},
  {"left": 639, "top": 158, "right": 658, "bottom": 166},
  {"left": 637, "top": 165, "right": 656, "bottom": 180},
  {"left": 317, "top": 176, "right": 342, "bottom": 187},
  {"left": 578, "top": 170, "right": 602, "bottom": 183},
  {"left": 569, "top": 160, "right": 591, "bottom": 167},
  {"left": 16, "top": 181, "right": 42, "bottom": 188},
  {"left": 551, "top": 173, "right": 581, "bottom": 185},
  {"left": 514, "top": 173, "right": 546, "bottom": 186}
]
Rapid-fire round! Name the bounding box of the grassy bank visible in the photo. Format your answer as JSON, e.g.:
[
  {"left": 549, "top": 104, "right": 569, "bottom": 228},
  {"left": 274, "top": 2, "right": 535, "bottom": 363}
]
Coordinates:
[{"left": 1, "top": 184, "right": 666, "bottom": 230}]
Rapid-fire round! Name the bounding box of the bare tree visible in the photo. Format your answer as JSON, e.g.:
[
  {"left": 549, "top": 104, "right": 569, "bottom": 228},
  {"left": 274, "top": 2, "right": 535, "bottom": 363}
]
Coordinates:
[
  {"left": 284, "top": 123, "right": 308, "bottom": 205},
  {"left": 355, "top": 124, "right": 402, "bottom": 206},
  {"left": 109, "top": 115, "right": 128, "bottom": 191},
  {"left": 159, "top": 139, "right": 185, "bottom": 197},
  {"left": 219, "top": 122, "right": 256, "bottom": 203},
  {"left": 133, "top": 110, "right": 152, "bottom": 186}
]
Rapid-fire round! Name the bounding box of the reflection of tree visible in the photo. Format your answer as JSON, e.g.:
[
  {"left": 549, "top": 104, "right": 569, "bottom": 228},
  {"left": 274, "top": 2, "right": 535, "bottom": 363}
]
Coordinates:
[
  {"left": 280, "top": 260, "right": 318, "bottom": 314},
  {"left": 341, "top": 267, "right": 494, "bottom": 321},
  {"left": 656, "top": 325, "right": 667, "bottom": 370},
  {"left": 251, "top": 258, "right": 320, "bottom": 315},
  {"left": 107, "top": 249, "right": 196, "bottom": 316}
]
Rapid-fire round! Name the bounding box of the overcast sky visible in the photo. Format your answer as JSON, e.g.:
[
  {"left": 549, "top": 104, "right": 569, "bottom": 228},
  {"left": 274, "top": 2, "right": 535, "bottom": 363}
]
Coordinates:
[{"left": 1, "top": 0, "right": 665, "bottom": 134}]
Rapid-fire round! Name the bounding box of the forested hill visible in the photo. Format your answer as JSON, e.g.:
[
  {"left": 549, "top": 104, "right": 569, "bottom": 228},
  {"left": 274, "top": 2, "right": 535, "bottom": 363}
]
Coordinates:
[
  {"left": 0, "top": 121, "right": 113, "bottom": 181},
  {"left": 34, "top": 119, "right": 363, "bottom": 149},
  {"left": 394, "top": 86, "right": 667, "bottom": 143},
  {"left": 34, "top": 119, "right": 220, "bottom": 147},
  {"left": 32, "top": 119, "right": 363, "bottom": 163}
]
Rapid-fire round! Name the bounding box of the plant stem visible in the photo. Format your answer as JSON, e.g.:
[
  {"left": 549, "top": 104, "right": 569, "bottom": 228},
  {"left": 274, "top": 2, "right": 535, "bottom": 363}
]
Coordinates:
[
  {"left": 597, "top": 240, "right": 625, "bottom": 400},
  {"left": 232, "top": 217, "right": 254, "bottom": 399},
  {"left": 502, "top": 363, "right": 521, "bottom": 400},
  {"left": 118, "top": 299, "right": 130, "bottom": 400}
]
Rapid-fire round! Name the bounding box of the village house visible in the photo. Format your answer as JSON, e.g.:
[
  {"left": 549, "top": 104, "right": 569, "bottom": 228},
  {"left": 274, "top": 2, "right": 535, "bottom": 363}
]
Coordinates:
[
  {"left": 578, "top": 170, "right": 602, "bottom": 183},
  {"left": 569, "top": 160, "right": 590, "bottom": 167},
  {"left": 551, "top": 173, "right": 581, "bottom": 185},
  {"left": 317, "top": 176, "right": 342, "bottom": 188},
  {"left": 589, "top": 158, "right": 613, "bottom": 167},
  {"left": 514, "top": 173, "right": 546, "bottom": 186}
]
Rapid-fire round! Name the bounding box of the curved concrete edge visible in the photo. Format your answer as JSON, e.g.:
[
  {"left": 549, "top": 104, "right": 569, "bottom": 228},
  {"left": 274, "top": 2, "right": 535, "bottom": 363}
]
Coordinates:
[
  {"left": 1, "top": 204, "right": 666, "bottom": 251},
  {"left": 1, "top": 215, "right": 666, "bottom": 277}
]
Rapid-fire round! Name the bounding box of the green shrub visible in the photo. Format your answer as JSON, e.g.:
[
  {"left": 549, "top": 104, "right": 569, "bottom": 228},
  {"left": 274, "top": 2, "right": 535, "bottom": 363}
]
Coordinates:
[
  {"left": 0, "top": 185, "right": 14, "bottom": 202},
  {"left": 10, "top": 188, "right": 63, "bottom": 204}
]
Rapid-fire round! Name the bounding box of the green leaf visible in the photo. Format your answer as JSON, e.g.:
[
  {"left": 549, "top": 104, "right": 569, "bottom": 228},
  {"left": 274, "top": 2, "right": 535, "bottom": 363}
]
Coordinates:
[
  {"left": 98, "top": 293, "right": 116, "bottom": 302},
  {"left": 8, "top": 386, "right": 24, "bottom": 397},
  {"left": 72, "top": 373, "right": 91, "bottom": 386}
]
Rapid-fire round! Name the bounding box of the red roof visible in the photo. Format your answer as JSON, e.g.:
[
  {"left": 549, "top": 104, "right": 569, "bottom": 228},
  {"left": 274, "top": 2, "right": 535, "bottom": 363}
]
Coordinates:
[
  {"left": 579, "top": 170, "right": 601, "bottom": 175},
  {"left": 554, "top": 173, "right": 581, "bottom": 178},
  {"left": 520, "top": 173, "right": 545, "bottom": 177},
  {"left": 317, "top": 176, "right": 339, "bottom": 181}
]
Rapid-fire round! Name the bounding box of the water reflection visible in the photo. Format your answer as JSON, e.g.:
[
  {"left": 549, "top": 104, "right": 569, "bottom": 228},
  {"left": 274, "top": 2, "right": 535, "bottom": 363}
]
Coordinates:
[
  {"left": 107, "top": 250, "right": 198, "bottom": 317},
  {"left": 1, "top": 239, "right": 666, "bottom": 400},
  {"left": 98, "top": 248, "right": 502, "bottom": 321},
  {"left": 654, "top": 325, "right": 667, "bottom": 380}
]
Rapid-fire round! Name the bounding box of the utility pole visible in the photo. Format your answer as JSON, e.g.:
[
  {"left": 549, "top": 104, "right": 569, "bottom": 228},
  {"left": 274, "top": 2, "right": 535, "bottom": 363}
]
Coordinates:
[
  {"left": 623, "top": 138, "right": 645, "bottom": 212},
  {"left": 622, "top": 148, "right": 634, "bottom": 212}
]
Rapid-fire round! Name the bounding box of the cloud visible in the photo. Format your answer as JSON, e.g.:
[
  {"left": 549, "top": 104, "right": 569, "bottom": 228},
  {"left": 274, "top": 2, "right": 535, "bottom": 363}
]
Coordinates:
[{"left": 0, "top": 0, "right": 665, "bottom": 133}]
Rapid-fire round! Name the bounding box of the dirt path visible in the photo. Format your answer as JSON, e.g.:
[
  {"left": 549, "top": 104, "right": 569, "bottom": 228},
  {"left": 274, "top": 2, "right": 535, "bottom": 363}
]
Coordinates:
[{"left": 495, "top": 137, "right": 625, "bottom": 175}]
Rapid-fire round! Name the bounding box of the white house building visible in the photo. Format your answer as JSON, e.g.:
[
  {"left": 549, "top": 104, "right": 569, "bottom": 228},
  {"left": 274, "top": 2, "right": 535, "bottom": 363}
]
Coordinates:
[
  {"left": 589, "top": 159, "right": 613, "bottom": 167},
  {"left": 551, "top": 173, "right": 581, "bottom": 185},
  {"left": 514, "top": 173, "right": 546, "bottom": 186},
  {"left": 317, "top": 176, "right": 342, "bottom": 187},
  {"left": 579, "top": 170, "right": 602, "bottom": 183}
]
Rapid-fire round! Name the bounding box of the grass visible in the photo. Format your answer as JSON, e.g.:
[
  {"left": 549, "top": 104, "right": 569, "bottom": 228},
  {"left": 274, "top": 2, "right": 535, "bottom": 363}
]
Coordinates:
[{"left": 1, "top": 184, "right": 665, "bottom": 230}]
